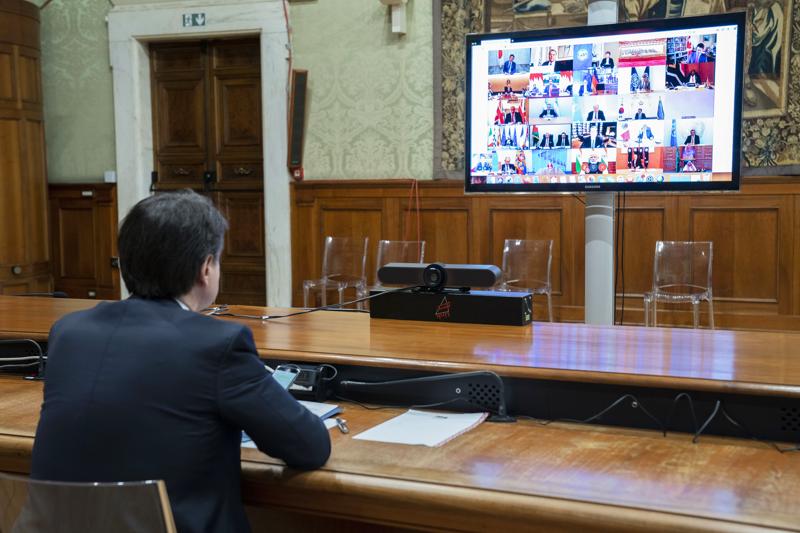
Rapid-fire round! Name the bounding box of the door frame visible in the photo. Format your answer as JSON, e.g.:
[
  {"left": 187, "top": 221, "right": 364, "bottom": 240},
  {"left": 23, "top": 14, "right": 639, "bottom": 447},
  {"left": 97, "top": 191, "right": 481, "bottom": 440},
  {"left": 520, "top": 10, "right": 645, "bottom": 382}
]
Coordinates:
[{"left": 108, "top": 1, "right": 292, "bottom": 306}]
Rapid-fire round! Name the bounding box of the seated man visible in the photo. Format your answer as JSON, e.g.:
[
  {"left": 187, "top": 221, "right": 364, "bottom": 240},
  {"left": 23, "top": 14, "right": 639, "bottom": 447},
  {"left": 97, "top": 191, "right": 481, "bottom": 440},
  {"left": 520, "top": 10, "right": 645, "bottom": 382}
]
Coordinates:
[
  {"left": 504, "top": 106, "right": 523, "bottom": 124},
  {"left": 600, "top": 51, "right": 614, "bottom": 69},
  {"left": 580, "top": 125, "right": 604, "bottom": 148},
  {"left": 541, "top": 48, "right": 557, "bottom": 66},
  {"left": 634, "top": 107, "right": 647, "bottom": 120},
  {"left": 31, "top": 190, "right": 331, "bottom": 533},
  {"left": 502, "top": 53, "right": 517, "bottom": 74},
  {"left": 538, "top": 132, "right": 555, "bottom": 149},
  {"left": 539, "top": 103, "right": 558, "bottom": 118},
  {"left": 586, "top": 104, "right": 605, "bottom": 122},
  {"left": 686, "top": 43, "right": 708, "bottom": 63}
]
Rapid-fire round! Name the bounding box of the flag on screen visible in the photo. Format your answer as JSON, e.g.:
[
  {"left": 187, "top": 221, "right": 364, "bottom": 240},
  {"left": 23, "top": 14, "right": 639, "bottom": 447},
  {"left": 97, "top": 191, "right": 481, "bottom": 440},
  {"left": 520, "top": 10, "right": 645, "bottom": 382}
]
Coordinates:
[
  {"left": 657, "top": 97, "right": 665, "bottom": 120},
  {"left": 670, "top": 119, "right": 678, "bottom": 147},
  {"left": 630, "top": 67, "right": 640, "bottom": 92},
  {"left": 495, "top": 102, "right": 504, "bottom": 124}
]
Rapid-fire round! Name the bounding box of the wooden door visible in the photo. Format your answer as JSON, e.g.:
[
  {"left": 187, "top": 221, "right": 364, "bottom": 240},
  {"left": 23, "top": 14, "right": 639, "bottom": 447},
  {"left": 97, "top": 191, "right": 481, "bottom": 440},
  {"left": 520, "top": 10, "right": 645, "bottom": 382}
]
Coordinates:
[
  {"left": 0, "top": 0, "right": 51, "bottom": 295},
  {"left": 49, "top": 184, "right": 120, "bottom": 300},
  {"left": 150, "top": 38, "right": 265, "bottom": 305}
]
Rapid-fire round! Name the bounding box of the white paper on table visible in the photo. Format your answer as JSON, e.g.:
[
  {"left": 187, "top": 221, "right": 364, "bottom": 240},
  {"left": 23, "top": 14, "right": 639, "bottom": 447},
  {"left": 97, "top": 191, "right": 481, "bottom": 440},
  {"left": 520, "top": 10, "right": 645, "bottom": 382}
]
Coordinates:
[{"left": 353, "top": 409, "right": 488, "bottom": 447}]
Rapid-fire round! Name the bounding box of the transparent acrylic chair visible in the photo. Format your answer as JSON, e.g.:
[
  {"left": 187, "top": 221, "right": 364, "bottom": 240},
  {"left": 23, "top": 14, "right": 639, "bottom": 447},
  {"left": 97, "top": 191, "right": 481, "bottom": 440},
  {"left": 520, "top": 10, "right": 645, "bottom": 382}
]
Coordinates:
[
  {"left": 303, "top": 236, "right": 369, "bottom": 310},
  {"left": 643, "top": 241, "right": 714, "bottom": 329},
  {"left": 0, "top": 473, "right": 176, "bottom": 533},
  {"left": 373, "top": 240, "right": 426, "bottom": 289},
  {"left": 498, "top": 239, "right": 554, "bottom": 322}
]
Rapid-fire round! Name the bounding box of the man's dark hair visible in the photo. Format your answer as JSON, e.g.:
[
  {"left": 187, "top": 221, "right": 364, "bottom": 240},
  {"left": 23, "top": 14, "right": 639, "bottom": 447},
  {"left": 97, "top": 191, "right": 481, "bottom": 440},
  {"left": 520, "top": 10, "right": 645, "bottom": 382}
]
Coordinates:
[
  {"left": 697, "top": 43, "right": 705, "bottom": 49},
  {"left": 118, "top": 190, "right": 229, "bottom": 298}
]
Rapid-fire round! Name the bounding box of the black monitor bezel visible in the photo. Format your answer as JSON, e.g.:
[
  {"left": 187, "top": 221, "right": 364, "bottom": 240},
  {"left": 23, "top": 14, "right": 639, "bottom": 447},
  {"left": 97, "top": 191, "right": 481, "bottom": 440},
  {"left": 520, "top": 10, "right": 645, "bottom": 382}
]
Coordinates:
[{"left": 464, "top": 12, "right": 746, "bottom": 194}]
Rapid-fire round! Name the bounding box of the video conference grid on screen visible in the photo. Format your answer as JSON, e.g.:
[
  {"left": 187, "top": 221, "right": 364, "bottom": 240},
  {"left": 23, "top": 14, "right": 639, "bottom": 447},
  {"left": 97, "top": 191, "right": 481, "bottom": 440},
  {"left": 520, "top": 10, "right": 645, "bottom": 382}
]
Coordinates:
[{"left": 468, "top": 22, "right": 739, "bottom": 187}]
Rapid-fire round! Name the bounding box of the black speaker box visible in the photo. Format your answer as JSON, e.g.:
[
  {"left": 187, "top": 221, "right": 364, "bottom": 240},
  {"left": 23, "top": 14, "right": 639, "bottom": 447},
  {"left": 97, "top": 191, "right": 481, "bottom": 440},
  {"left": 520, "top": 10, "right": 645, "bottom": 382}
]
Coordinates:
[
  {"left": 369, "top": 289, "right": 532, "bottom": 326},
  {"left": 287, "top": 69, "right": 308, "bottom": 177}
]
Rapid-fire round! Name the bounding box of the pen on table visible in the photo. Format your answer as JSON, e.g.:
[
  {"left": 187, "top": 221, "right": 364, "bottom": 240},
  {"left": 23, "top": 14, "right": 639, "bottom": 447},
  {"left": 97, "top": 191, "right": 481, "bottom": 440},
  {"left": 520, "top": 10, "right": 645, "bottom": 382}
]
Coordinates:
[{"left": 335, "top": 417, "right": 349, "bottom": 434}]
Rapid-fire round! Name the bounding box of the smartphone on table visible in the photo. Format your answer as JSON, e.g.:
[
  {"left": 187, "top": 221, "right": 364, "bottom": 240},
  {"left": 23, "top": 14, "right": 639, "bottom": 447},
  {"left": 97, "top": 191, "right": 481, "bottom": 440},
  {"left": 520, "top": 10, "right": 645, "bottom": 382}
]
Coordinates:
[{"left": 272, "top": 365, "right": 300, "bottom": 390}]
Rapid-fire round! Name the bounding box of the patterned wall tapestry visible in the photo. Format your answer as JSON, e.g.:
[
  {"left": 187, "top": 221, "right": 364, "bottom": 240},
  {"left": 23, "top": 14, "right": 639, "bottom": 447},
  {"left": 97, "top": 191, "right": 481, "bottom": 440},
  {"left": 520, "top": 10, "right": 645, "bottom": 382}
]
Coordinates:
[
  {"left": 292, "top": 0, "right": 434, "bottom": 180},
  {"left": 437, "top": 0, "right": 484, "bottom": 175},
  {"left": 40, "top": 0, "right": 116, "bottom": 182},
  {"left": 469, "top": 0, "right": 800, "bottom": 173}
]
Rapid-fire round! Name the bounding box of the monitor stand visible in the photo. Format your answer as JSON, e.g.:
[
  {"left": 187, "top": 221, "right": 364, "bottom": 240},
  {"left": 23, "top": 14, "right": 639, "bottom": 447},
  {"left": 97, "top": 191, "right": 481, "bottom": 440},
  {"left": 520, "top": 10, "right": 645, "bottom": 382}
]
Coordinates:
[{"left": 584, "top": 0, "right": 618, "bottom": 326}]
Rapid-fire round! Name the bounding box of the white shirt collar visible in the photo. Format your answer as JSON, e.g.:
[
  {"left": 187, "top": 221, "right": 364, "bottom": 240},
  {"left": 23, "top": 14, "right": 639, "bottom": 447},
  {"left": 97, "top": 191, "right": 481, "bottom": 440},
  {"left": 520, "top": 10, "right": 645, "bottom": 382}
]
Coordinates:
[{"left": 174, "top": 298, "right": 190, "bottom": 311}]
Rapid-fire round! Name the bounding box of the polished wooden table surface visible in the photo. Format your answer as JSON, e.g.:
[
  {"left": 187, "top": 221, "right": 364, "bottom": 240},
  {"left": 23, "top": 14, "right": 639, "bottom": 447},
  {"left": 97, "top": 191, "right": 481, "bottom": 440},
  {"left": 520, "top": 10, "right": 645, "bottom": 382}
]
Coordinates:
[
  {"left": 0, "top": 377, "right": 797, "bottom": 532},
  {"left": 3, "top": 295, "right": 800, "bottom": 398}
]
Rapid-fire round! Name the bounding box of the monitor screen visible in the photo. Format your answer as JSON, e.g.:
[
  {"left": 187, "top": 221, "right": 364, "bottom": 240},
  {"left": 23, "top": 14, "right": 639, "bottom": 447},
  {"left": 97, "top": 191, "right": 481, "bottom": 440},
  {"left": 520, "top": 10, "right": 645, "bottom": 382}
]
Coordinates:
[{"left": 465, "top": 13, "right": 745, "bottom": 193}]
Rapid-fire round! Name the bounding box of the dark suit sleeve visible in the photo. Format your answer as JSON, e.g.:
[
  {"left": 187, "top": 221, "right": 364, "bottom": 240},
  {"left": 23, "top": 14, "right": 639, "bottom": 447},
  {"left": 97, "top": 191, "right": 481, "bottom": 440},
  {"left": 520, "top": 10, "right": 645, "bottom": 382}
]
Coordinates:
[{"left": 217, "top": 327, "right": 331, "bottom": 470}]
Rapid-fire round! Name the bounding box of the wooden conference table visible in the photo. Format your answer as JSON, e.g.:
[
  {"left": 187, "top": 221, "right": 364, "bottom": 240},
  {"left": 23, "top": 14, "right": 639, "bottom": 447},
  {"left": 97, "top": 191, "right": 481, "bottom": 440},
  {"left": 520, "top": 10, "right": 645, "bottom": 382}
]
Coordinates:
[{"left": 1, "top": 295, "right": 799, "bottom": 531}]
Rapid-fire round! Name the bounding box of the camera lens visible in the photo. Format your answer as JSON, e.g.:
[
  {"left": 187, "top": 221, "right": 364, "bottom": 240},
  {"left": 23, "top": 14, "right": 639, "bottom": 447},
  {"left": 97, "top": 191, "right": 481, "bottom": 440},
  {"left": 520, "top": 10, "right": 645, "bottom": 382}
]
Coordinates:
[{"left": 422, "top": 264, "right": 447, "bottom": 290}]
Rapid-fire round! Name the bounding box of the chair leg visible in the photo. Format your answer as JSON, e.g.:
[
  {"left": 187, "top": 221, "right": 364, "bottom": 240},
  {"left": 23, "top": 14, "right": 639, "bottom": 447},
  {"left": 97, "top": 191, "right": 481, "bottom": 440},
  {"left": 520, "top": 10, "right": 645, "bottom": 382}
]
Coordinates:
[
  {"left": 546, "top": 293, "right": 553, "bottom": 322},
  {"left": 358, "top": 286, "right": 366, "bottom": 311},
  {"left": 320, "top": 285, "right": 327, "bottom": 308},
  {"left": 708, "top": 298, "right": 715, "bottom": 330},
  {"left": 303, "top": 285, "right": 311, "bottom": 308},
  {"left": 692, "top": 301, "right": 700, "bottom": 329},
  {"left": 338, "top": 287, "right": 345, "bottom": 309},
  {"left": 643, "top": 295, "right": 650, "bottom": 327},
  {"left": 653, "top": 299, "right": 658, "bottom": 327}
]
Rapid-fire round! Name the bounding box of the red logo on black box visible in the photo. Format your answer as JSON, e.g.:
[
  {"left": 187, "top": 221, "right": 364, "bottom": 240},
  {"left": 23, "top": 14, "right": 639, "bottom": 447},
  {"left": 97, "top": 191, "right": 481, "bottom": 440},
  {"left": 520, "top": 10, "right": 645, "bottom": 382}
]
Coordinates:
[{"left": 435, "top": 296, "right": 451, "bottom": 320}]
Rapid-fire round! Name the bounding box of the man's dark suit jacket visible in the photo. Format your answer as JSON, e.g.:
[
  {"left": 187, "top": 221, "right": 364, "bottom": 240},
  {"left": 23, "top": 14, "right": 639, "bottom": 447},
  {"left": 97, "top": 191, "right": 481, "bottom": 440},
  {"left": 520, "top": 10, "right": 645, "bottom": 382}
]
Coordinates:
[
  {"left": 581, "top": 134, "right": 604, "bottom": 148},
  {"left": 684, "top": 134, "right": 700, "bottom": 145},
  {"left": 31, "top": 297, "right": 331, "bottom": 533},
  {"left": 586, "top": 110, "right": 606, "bottom": 121}
]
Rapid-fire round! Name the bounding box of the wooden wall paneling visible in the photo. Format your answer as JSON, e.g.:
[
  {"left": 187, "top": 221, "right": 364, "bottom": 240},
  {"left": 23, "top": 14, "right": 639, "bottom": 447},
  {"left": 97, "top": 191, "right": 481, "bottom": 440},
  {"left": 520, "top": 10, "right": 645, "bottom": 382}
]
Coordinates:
[
  {"left": 0, "top": 44, "right": 15, "bottom": 105},
  {"left": 614, "top": 195, "right": 670, "bottom": 324},
  {"left": 216, "top": 191, "right": 266, "bottom": 306},
  {"left": 0, "top": 1, "right": 50, "bottom": 296},
  {"left": 400, "top": 198, "right": 471, "bottom": 267},
  {"left": 290, "top": 180, "right": 800, "bottom": 331},
  {"left": 486, "top": 198, "right": 565, "bottom": 293},
  {"left": 0, "top": 118, "right": 23, "bottom": 267},
  {"left": 318, "top": 199, "right": 384, "bottom": 296},
  {"left": 795, "top": 195, "right": 800, "bottom": 316},
  {"left": 469, "top": 196, "right": 487, "bottom": 265},
  {"left": 17, "top": 46, "right": 39, "bottom": 109},
  {"left": 684, "top": 195, "right": 792, "bottom": 310},
  {"left": 23, "top": 119, "right": 48, "bottom": 264},
  {"left": 486, "top": 198, "right": 565, "bottom": 322},
  {"left": 292, "top": 187, "right": 316, "bottom": 306},
  {"left": 48, "top": 185, "right": 119, "bottom": 300}
]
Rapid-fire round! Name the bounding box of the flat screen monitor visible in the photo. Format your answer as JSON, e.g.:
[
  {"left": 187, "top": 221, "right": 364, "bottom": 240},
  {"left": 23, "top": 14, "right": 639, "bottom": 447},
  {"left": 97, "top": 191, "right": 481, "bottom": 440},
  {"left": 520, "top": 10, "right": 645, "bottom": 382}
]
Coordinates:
[{"left": 465, "top": 13, "right": 745, "bottom": 193}]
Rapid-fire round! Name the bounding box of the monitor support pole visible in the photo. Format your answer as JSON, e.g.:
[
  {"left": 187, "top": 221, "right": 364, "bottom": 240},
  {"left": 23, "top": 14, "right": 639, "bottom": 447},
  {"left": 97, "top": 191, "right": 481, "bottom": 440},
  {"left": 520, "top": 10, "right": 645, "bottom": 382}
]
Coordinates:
[{"left": 584, "top": 0, "right": 618, "bottom": 326}]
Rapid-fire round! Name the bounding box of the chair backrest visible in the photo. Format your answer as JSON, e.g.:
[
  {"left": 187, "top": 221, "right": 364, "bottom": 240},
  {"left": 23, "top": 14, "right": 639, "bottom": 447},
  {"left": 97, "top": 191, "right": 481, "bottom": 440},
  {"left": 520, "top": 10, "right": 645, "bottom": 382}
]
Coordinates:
[
  {"left": 0, "top": 473, "right": 176, "bottom": 533},
  {"left": 374, "top": 240, "right": 425, "bottom": 286},
  {"left": 652, "top": 241, "right": 713, "bottom": 295},
  {"left": 501, "top": 239, "right": 553, "bottom": 293},
  {"left": 321, "top": 236, "right": 369, "bottom": 283}
]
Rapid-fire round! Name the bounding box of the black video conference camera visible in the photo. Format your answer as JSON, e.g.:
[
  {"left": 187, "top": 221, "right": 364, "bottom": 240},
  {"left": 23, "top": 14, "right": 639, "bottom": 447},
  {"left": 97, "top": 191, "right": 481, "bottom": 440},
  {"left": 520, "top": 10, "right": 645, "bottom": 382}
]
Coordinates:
[{"left": 378, "top": 262, "right": 501, "bottom": 291}]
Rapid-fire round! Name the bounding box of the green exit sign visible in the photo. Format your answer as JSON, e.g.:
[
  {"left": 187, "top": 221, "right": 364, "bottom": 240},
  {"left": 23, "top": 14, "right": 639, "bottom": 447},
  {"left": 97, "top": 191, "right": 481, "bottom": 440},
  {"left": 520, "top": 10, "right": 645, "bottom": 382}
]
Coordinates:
[{"left": 182, "top": 13, "right": 206, "bottom": 27}]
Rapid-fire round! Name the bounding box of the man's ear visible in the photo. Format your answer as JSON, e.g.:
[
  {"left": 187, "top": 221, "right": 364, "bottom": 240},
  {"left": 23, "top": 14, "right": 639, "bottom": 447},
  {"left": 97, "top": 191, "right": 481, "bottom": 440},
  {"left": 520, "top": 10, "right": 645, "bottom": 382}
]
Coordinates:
[{"left": 197, "top": 254, "right": 215, "bottom": 287}]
